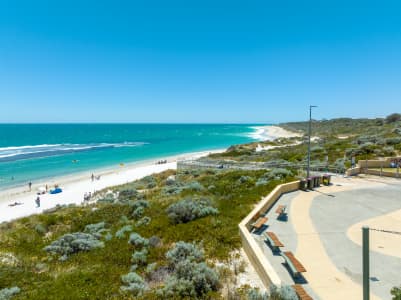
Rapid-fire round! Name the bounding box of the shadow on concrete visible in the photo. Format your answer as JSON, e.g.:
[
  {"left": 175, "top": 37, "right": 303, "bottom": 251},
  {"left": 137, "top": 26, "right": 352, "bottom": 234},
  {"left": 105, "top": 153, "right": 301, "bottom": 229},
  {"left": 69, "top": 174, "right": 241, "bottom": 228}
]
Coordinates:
[
  {"left": 314, "top": 189, "right": 336, "bottom": 197},
  {"left": 253, "top": 224, "right": 269, "bottom": 235},
  {"left": 281, "top": 263, "right": 308, "bottom": 284}
]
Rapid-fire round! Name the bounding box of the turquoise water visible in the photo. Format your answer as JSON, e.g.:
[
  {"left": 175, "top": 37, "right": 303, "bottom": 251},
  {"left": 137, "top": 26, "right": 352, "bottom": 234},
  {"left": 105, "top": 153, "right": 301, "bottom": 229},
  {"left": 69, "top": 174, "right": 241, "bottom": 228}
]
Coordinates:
[{"left": 0, "top": 124, "right": 262, "bottom": 189}]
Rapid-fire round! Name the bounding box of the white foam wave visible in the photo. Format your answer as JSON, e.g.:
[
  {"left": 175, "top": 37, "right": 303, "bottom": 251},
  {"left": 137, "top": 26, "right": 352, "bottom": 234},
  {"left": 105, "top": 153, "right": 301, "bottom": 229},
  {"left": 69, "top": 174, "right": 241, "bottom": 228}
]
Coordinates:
[{"left": 0, "top": 142, "right": 147, "bottom": 161}]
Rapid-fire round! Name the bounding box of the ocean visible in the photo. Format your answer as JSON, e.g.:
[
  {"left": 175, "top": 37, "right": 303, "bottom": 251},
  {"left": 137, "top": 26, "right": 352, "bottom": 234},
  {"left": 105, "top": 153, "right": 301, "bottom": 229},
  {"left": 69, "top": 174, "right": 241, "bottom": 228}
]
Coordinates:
[{"left": 0, "top": 124, "right": 264, "bottom": 189}]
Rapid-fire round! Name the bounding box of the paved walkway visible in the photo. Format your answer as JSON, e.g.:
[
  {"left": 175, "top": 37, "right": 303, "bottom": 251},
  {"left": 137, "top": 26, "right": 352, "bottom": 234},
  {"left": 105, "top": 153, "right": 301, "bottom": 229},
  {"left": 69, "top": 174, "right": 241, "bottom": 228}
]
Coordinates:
[
  {"left": 311, "top": 182, "right": 401, "bottom": 299},
  {"left": 290, "top": 178, "right": 385, "bottom": 300}
]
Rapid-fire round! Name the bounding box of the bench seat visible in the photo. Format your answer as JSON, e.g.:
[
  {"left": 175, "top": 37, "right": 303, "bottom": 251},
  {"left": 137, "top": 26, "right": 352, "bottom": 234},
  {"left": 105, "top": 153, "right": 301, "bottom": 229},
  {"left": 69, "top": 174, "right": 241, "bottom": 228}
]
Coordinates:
[
  {"left": 263, "top": 231, "right": 284, "bottom": 252},
  {"left": 282, "top": 251, "right": 306, "bottom": 278},
  {"left": 292, "top": 284, "right": 313, "bottom": 300},
  {"left": 250, "top": 216, "right": 268, "bottom": 230}
]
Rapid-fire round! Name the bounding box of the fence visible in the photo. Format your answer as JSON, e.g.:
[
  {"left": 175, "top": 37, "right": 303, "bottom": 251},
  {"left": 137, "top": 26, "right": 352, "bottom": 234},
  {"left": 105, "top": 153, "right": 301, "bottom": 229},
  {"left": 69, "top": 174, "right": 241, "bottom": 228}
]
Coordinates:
[{"left": 177, "top": 159, "right": 345, "bottom": 174}]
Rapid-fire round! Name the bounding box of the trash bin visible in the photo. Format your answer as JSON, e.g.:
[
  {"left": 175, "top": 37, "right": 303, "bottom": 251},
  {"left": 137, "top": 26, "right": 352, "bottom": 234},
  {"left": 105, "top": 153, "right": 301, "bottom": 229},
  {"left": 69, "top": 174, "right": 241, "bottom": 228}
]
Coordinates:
[
  {"left": 300, "top": 179, "right": 307, "bottom": 191},
  {"left": 322, "top": 174, "right": 331, "bottom": 186},
  {"left": 307, "top": 177, "right": 314, "bottom": 190},
  {"left": 315, "top": 176, "right": 321, "bottom": 187}
]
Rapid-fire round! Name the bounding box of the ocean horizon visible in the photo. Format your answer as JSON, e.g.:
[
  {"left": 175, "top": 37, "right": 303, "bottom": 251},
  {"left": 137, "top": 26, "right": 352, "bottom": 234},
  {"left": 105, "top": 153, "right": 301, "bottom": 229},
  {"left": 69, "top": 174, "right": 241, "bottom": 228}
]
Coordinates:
[{"left": 0, "top": 123, "right": 268, "bottom": 189}]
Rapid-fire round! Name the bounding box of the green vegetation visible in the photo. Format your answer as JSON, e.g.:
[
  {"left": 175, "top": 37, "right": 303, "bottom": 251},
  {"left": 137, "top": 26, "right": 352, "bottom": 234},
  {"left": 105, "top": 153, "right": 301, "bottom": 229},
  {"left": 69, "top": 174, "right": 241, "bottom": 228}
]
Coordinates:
[
  {"left": 391, "top": 286, "right": 401, "bottom": 300},
  {"left": 208, "top": 114, "right": 401, "bottom": 170},
  {"left": 0, "top": 164, "right": 293, "bottom": 299}
]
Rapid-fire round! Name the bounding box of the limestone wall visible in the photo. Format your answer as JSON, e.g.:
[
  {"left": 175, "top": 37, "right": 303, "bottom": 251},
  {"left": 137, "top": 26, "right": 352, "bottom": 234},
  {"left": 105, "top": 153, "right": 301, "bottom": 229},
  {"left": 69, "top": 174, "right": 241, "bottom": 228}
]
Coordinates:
[{"left": 239, "top": 181, "right": 300, "bottom": 288}]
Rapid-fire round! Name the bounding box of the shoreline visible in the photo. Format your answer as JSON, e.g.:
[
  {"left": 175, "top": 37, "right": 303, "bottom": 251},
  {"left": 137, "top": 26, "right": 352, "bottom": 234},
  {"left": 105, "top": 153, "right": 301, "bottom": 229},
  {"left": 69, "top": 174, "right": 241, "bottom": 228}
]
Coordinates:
[{"left": 0, "top": 148, "right": 225, "bottom": 223}]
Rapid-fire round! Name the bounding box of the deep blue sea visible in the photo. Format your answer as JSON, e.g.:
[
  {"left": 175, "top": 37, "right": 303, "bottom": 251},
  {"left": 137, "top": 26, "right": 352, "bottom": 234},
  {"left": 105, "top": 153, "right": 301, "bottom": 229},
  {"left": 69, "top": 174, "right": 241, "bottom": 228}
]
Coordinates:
[{"left": 0, "top": 124, "right": 263, "bottom": 189}]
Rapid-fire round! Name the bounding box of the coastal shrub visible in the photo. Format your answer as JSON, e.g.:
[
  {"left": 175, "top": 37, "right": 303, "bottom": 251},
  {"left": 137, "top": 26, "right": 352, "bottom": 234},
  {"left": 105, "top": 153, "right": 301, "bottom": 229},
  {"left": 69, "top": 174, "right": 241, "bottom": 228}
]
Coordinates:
[
  {"left": 186, "top": 181, "right": 204, "bottom": 191},
  {"left": 247, "top": 288, "right": 269, "bottom": 300},
  {"left": 136, "top": 216, "right": 151, "bottom": 227},
  {"left": 159, "top": 258, "right": 219, "bottom": 298},
  {"left": 84, "top": 222, "right": 107, "bottom": 238},
  {"left": 149, "top": 235, "right": 161, "bottom": 248},
  {"left": 115, "top": 225, "right": 133, "bottom": 239},
  {"left": 44, "top": 232, "right": 104, "bottom": 260},
  {"left": 238, "top": 176, "right": 252, "bottom": 184},
  {"left": 118, "top": 188, "right": 139, "bottom": 199},
  {"left": 130, "top": 200, "right": 149, "bottom": 219},
  {"left": 120, "top": 272, "right": 146, "bottom": 296},
  {"left": 142, "top": 175, "right": 157, "bottom": 189},
  {"left": 270, "top": 285, "right": 298, "bottom": 300},
  {"left": 255, "top": 178, "right": 269, "bottom": 186},
  {"left": 166, "top": 241, "right": 204, "bottom": 267},
  {"left": 104, "top": 232, "right": 113, "bottom": 241},
  {"left": 267, "top": 168, "right": 292, "bottom": 180},
  {"left": 119, "top": 215, "right": 129, "bottom": 224},
  {"left": 385, "top": 137, "right": 401, "bottom": 145},
  {"left": 162, "top": 183, "right": 184, "bottom": 195},
  {"left": 385, "top": 113, "right": 401, "bottom": 123},
  {"left": 132, "top": 207, "right": 145, "bottom": 219},
  {"left": 145, "top": 262, "right": 157, "bottom": 276},
  {"left": 393, "top": 128, "right": 401, "bottom": 135},
  {"left": 391, "top": 285, "right": 401, "bottom": 300},
  {"left": 0, "top": 287, "right": 20, "bottom": 300},
  {"left": 128, "top": 233, "right": 149, "bottom": 248},
  {"left": 34, "top": 223, "right": 47, "bottom": 235},
  {"left": 166, "top": 198, "right": 218, "bottom": 224},
  {"left": 97, "top": 194, "right": 115, "bottom": 204},
  {"left": 131, "top": 249, "right": 148, "bottom": 266}
]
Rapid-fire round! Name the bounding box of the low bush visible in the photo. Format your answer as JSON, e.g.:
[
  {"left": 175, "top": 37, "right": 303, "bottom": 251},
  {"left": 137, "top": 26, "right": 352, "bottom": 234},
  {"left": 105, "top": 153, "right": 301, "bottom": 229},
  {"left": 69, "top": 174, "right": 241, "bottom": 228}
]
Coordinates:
[
  {"left": 131, "top": 249, "right": 148, "bottom": 266},
  {"left": 44, "top": 232, "right": 104, "bottom": 261},
  {"left": 131, "top": 200, "right": 149, "bottom": 219},
  {"left": 136, "top": 216, "right": 151, "bottom": 227},
  {"left": 148, "top": 236, "right": 161, "bottom": 248},
  {"left": 120, "top": 272, "right": 146, "bottom": 296},
  {"left": 115, "top": 225, "right": 133, "bottom": 239},
  {"left": 34, "top": 223, "right": 47, "bottom": 235},
  {"left": 84, "top": 222, "right": 108, "bottom": 238},
  {"left": 128, "top": 233, "right": 149, "bottom": 248},
  {"left": 166, "top": 241, "right": 204, "bottom": 267},
  {"left": 159, "top": 242, "right": 219, "bottom": 298},
  {"left": 0, "top": 287, "right": 20, "bottom": 300},
  {"left": 166, "top": 198, "right": 218, "bottom": 224}
]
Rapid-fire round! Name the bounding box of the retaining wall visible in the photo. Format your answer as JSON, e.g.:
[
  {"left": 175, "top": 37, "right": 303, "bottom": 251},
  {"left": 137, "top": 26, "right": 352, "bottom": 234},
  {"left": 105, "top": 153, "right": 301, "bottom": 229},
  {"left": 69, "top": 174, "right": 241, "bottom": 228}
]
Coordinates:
[{"left": 239, "top": 181, "right": 300, "bottom": 288}]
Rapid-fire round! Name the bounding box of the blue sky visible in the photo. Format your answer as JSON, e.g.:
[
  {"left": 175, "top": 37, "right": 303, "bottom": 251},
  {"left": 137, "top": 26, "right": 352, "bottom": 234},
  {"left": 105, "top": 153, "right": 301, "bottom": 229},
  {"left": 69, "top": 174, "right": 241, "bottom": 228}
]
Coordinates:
[{"left": 1, "top": 0, "right": 401, "bottom": 123}]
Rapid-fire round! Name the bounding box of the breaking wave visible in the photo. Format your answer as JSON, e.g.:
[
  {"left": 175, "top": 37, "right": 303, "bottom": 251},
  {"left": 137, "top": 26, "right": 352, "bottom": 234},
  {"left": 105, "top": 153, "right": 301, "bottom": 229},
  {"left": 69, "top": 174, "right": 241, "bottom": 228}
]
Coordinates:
[{"left": 0, "top": 142, "right": 147, "bottom": 162}]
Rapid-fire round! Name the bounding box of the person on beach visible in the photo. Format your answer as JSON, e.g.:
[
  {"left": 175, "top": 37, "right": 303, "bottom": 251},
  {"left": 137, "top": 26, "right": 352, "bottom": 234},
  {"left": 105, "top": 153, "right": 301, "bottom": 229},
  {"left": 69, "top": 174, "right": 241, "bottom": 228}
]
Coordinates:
[
  {"left": 45, "top": 184, "right": 48, "bottom": 192},
  {"left": 91, "top": 173, "right": 94, "bottom": 182},
  {"left": 29, "top": 181, "right": 32, "bottom": 191},
  {"left": 35, "top": 195, "right": 40, "bottom": 208}
]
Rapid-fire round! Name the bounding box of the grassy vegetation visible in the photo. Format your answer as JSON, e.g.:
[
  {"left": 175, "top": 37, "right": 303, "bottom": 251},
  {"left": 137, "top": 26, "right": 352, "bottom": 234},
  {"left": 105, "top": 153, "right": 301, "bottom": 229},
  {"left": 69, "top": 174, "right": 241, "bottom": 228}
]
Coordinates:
[
  {"left": 208, "top": 114, "right": 401, "bottom": 170},
  {"left": 0, "top": 167, "right": 293, "bottom": 299}
]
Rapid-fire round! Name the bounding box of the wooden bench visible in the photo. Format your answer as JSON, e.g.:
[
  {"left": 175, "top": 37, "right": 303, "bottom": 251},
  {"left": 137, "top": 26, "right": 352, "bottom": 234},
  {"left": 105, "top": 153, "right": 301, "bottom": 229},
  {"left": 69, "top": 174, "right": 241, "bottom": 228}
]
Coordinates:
[
  {"left": 275, "top": 205, "right": 287, "bottom": 219},
  {"left": 263, "top": 231, "right": 284, "bottom": 252},
  {"left": 292, "top": 284, "right": 313, "bottom": 300},
  {"left": 281, "top": 251, "right": 306, "bottom": 278},
  {"left": 250, "top": 216, "right": 268, "bottom": 231}
]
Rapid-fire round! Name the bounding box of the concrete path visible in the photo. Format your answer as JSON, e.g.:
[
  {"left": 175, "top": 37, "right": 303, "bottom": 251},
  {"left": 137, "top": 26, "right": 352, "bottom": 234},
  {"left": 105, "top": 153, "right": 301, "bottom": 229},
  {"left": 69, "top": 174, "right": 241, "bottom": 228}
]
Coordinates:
[{"left": 290, "top": 178, "right": 383, "bottom": 300}]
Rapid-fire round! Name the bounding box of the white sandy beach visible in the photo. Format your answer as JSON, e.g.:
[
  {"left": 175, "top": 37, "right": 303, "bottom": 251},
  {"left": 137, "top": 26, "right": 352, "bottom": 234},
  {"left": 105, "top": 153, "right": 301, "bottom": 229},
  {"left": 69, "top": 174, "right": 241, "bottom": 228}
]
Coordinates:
[
  {"left": 0, "top": 150, "right": 223, "bottom": 223},
  {"left": 251, "top": 125, "right": 302, "bottom": 141}
]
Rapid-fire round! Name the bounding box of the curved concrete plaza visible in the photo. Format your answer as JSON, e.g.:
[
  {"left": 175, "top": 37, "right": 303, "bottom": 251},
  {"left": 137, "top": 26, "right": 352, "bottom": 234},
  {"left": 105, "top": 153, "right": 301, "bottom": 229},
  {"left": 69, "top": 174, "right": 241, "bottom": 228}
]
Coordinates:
[{"left": 252, "top": 175, "right": 401, "bottom": 300}]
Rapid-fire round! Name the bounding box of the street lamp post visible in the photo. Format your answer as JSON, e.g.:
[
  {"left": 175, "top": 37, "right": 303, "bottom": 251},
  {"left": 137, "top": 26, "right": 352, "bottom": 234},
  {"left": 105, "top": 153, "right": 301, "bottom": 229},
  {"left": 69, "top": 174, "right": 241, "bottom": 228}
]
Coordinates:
[{"left": 307, "top": 105, "right": 317, "bottom": 179}]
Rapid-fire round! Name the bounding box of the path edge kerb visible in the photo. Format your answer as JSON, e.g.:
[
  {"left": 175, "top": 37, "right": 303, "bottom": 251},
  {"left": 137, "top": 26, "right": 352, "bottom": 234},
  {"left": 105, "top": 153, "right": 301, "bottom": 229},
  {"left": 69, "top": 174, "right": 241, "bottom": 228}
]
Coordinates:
[{"left": 239, "top": 181, "right": 300, "bottom": 288}]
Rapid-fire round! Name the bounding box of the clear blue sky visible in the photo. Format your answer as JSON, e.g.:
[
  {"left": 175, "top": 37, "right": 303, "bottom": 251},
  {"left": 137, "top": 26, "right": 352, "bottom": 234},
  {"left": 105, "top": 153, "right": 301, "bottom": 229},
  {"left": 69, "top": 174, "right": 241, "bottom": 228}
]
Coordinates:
[{"left": 1, "top": 0, "right": 401, "bottom": 123}]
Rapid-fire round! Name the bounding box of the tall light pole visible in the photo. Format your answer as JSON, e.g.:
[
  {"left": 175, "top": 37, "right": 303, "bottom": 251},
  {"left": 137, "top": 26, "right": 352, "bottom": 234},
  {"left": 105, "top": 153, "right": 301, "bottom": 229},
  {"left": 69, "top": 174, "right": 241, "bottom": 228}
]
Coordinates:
[
  {"left": 362, "top": 226, "right": 370, "bottom": 300},
  {"left": 307, "top": 105, "right": 317, "bottom": 178}
]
